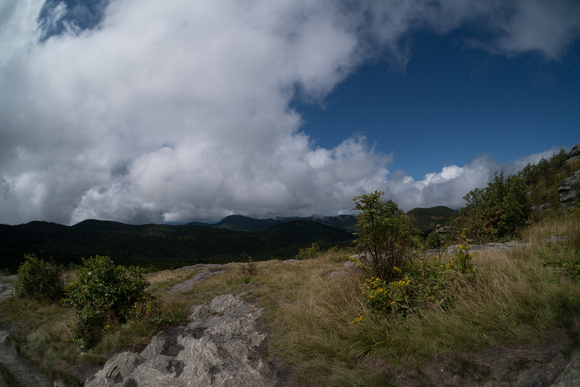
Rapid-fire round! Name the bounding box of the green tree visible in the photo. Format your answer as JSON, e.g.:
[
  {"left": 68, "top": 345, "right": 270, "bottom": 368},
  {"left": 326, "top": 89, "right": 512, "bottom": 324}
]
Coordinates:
[
  {"left": 353, "top": 191, "right": 420, "bottom": 282},
  {"left": 14, "top": 254, "right": 64, "bottom": 302},
  {"left": 64, "top": 256, "right": 152, "bottom": 348}
]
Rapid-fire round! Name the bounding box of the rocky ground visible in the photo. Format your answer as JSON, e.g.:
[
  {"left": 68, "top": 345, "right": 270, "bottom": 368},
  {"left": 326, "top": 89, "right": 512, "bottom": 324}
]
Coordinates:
[
  {"left": 0, "top": 276, "right": 53, "bottom": 387},
  {"left": 393, "top": 320, "right": 580, "bottom": 386}
]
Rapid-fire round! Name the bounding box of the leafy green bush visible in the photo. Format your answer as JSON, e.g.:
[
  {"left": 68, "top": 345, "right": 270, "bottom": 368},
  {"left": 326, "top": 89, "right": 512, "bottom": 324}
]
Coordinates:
[
  {"left": 14, "top": 254, "right": 64, "bottom": 302},
  {"left": 353, "top": 191, "right": 421, "bottom": 282},
  {"left": 296, "top": 242, "right": 320, "bottom": 259},
  {"left": 63, "top": 256, "right": 152, "bottom": 348}
]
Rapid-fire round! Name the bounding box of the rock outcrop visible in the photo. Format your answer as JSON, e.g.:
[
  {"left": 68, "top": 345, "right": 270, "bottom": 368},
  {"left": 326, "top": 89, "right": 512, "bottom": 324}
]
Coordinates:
[
  {"left": 557, "top": 143, "right": 580, "bottom": 209},
  {"left": 85, "top": 294, "right": 280, "bottom": 387},
  {"left": 0, "top": 330, "right": 53, "bottom": 386},
  {"left": 566, "top": 143, "right": 580, "bottom": 165},
  {"left": 559, "top": 169, "right": 580, "bottom": 209}
]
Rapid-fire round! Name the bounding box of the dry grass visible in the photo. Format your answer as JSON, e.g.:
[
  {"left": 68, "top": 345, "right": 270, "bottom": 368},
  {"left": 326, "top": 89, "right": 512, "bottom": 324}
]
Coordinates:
[{"left": 259, "top": 215, "right": 580, "bottom": 385}]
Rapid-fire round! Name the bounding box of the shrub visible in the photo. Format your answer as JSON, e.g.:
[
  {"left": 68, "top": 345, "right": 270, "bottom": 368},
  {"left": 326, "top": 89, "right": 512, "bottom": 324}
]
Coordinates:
[
  {"left": 353, "top": 191, "right": 421, "bottom": 282},
  {"left": 238, "top": 256, "right": 258, "bottom": 276},
  {"left": 426, "top": 229, "right": 443, "bottom": 249},
  {"left": 14, "top": 254, "right": 64, "bottom": 302},
  {"left": 296, "top": 242, "right": 321, "bottom": 260},
  {"left": 63, "top": 256, "right": 152, "bottom": 348},
  {"left": 460, "top": 172, "right": 532, "bottom": 242}
]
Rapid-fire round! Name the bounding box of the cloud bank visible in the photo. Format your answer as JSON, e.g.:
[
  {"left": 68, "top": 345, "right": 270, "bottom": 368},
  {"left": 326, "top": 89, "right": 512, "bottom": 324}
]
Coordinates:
[{"left": 1, "top": 0, "right": 578, "bottom": 225}]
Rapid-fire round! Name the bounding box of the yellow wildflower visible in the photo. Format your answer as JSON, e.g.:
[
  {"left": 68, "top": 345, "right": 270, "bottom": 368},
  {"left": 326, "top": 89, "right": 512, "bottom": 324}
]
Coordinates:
[{"left": 351, "top": 315, "right": 364, "bottom": 324}]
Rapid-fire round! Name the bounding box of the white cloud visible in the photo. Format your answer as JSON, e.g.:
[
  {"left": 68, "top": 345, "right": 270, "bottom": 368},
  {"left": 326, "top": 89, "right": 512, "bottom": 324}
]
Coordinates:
[
  {"left": 0, "top": 0, "right": 578, "bottom": 224},
  {"left": 495, "top": 0, "right": 580, "bottom": 59},
  {"left": 382, "top": 148, "right": 564, "bottom": 211}
]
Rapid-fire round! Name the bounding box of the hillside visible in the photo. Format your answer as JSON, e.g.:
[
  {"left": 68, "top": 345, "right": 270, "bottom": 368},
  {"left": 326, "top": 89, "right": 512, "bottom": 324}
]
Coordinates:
[{"left": 0, "top": 218, "right": 355, "bottom": 273}]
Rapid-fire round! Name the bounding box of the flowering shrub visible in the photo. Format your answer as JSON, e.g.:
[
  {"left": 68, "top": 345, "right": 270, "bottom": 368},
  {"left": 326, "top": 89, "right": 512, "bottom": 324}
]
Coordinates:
[
  {"left": 361, "top": 232, "right": 474, "bottom": 318},
  {"left": 64, "top": 256, "right": 152, "bottom": 348},
  {"left": 453, "top": 229, "right": 475, "bottom": 275}
]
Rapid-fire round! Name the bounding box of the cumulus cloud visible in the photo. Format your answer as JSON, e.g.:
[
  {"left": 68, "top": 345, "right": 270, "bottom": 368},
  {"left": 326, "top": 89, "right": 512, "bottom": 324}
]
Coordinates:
[{"left": 0, "top": 0, "right": 578, "bottom": 225}]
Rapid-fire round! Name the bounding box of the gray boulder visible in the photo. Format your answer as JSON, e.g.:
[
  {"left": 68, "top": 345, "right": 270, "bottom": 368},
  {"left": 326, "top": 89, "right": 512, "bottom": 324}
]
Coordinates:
[
  {"left": 85, "top": 294, "right": 280, "bottom": 386},
  {"left": 559, "top": 169, "right": 580, "bottom": 209},
  {"left": 567, "top": 143, "right": 580, "bottom": 164}
]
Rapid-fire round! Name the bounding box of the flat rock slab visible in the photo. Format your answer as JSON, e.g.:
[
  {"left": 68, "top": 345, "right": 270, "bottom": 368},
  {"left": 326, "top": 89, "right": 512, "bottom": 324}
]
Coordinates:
[
  {"left": 168, "top": 268, "right": 226, "bottom": 294},
  {"left": 0, "top": 276, "right": 16, "bottom": 302},
  {"left": 85, "top": 294, "right": 280, "bottom": 387},
  {"left": 0, "top": 330, "right": 52, "bottom": 387},
  {"left": 552, "top": 351, "right": 580, "bottom": 387}
]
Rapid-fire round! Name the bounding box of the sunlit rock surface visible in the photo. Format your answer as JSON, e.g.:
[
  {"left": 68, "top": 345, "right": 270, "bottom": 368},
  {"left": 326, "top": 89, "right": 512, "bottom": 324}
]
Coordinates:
[{"left": 85, "top": 294, "right": 280, "bottom": 387}]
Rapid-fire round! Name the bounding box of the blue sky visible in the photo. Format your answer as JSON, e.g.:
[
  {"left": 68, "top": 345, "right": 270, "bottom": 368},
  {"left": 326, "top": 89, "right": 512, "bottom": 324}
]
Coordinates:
[
  {"left": 296, "top": 29, "right": 580, "bottom": 179},
  {"left": 0, "top": 0, "right": 579, "bottom": 225}
]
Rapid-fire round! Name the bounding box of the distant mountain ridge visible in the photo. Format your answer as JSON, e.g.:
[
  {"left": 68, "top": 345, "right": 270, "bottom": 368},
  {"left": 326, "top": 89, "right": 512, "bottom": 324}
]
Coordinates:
[
  {"left": 0, "top": 217, "right": 356, "bottom": 273},
  {"left": 0, "top": 207, "right": 456, "bottom": 273},
  {"left": 208, "top": 214, "right": 358, "bottom": 231},
  {"left": 185, "top": 207, "right": 455, "bottom": 233}
]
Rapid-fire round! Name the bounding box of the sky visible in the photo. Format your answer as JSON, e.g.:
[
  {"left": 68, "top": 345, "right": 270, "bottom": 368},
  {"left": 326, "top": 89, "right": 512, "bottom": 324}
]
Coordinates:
[{"left": 0, "top": 0, "right": 579, "bottom": 226}]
